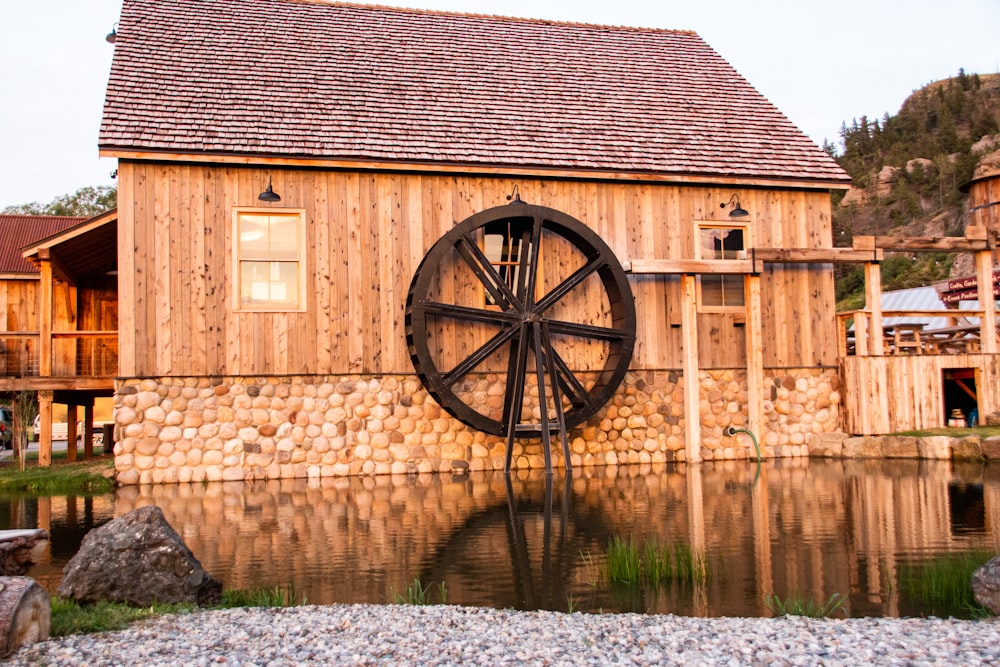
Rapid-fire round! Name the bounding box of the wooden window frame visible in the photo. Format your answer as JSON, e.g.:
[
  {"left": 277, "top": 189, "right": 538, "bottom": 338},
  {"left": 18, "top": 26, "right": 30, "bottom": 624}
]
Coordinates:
[
  {"left": 695, "top": 221, "right": 749, "bottom": 313},
  {"left": 232, "top": 207, "right": 307, "bottom": 313}
]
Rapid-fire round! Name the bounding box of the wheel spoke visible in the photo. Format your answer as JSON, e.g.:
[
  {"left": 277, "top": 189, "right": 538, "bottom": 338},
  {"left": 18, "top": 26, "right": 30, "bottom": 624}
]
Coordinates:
[
  {"left": 455, "top": 234, "right": 521, "bottom": 311},
  {"left": 544, "top": 317, "right": 629, "bottom": 342},
  {"left": 547, "top": 345, "right": 592, "bottom": 411},
  {"left": 440, "top": 324, "right": 520, "bottom": 389},
  {"left": 523, "top": 214, "right": 544, "bottom": 309},
  {"left": 503, "top": 323, "right": 531, "bottom": 471},
  {"left": 422, "top": 301, "right": 521, "bottom": 326},
  {"left": 534, "top": 255, "right": 605, "bottom": 314}
]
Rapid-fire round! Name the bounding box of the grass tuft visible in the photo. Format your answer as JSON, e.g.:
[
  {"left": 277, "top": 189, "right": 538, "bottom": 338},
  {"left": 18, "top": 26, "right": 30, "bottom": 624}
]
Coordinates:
[
  {"left": 607, "top": 536, "right": 708, "bottom": 586},
  {"left": 898, "top": 551, "right": 992, "bottom": 618},
  {"left": 219, "top": 582, "right": 306, "bottom": 608},
  {"left": 764, "top": 592, "right": 845, "bottom": 618},
  {"left": 391, "top": 578, "right": 448, "bottom": 605}
]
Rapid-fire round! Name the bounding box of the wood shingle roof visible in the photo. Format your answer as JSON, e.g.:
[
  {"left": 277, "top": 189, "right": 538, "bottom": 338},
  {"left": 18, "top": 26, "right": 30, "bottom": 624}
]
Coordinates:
[{"left": 100, "top": 0, "right": 849, "bottom": 184}]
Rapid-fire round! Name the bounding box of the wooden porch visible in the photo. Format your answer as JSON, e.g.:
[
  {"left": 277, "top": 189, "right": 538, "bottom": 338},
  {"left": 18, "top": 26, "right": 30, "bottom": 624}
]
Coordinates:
[{"left": 1, "top": 210, "right": 118, "bottom": 465}]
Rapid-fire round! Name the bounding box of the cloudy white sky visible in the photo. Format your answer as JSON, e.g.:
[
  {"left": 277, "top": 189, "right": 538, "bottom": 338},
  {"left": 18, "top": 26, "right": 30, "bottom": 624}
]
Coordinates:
[{"left": 1, "top": 0, "right": 998, "bottom": 210}]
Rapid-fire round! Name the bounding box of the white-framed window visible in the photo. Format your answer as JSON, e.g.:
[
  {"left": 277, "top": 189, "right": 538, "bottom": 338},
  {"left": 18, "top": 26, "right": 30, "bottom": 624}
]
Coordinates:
[
  {"left": 696, "top": 222, "right": 747, "bottom": 312},
  {"left": 232, "top": 208, "right": 306, "bottom": 312}
]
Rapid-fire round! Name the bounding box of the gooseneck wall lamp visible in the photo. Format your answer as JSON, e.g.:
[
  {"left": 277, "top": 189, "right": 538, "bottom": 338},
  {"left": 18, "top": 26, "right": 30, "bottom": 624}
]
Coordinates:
[
  {"left": 258, "top": 177, "right": 282, "bottom": 203},
  {"left": 720, "top": 194, "right": 749, "bottom": 218},
  {"left": 106, "top": 22, "right": 119, "bottom": 44}
]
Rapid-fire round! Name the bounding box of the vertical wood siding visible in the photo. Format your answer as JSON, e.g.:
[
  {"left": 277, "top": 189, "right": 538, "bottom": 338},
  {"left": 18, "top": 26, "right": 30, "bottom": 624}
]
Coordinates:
[{"left": 117, "top": 161, "right": 836, "bottom": 377}]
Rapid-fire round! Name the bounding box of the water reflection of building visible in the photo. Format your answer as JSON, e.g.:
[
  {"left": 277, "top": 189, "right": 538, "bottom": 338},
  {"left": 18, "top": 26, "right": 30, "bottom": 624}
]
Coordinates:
[{"left": 5, "top": 460, "right": 998, "bottom": 617}]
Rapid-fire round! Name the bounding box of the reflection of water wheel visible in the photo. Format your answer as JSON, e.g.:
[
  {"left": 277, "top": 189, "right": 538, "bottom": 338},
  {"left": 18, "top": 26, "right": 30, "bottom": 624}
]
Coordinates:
[{"left": 405, "top": 200, "right": 635, "bottom": 472}]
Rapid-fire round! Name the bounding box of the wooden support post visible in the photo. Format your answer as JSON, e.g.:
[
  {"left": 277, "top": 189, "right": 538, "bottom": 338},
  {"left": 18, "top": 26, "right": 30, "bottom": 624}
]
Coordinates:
[
  {"left": 66, "top": 405, "right": 78, "bottom": 463},
  {"left": 37, "top": 391, "right": 52, "bottom": 468},
  {"left": 744, "top": 274, "right": 765, "bottom": 445},
  {"left": 83, "top": 404, "right": 94, "bottom": 459},
  {"left": 681, "top": 275, "right": 702, "bottom": 463},
  {"left": 865, "top": 262, "right": 884, "bottom": 355},
  {"left": 975, "top": 250, "right": 998, "bottom": 354},
  {"left": 38, "top": 262, "right": 53, "bottom": 377}
]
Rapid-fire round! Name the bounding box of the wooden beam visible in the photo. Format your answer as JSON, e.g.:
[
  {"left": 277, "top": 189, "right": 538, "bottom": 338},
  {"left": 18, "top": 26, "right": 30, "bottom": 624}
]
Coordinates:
[
  {"left": 865, "top": 262, "right": 884, "bottom": 355},
  {"left": 102, "top": 150, "right": 851, "bottom": 191},
  {"left": 681, "top": 275, "right": 701, "bottom": 463},
  {"left": 752, "top": 248, "right": 884, "bottom": 263},
  {"left": 744, "top": 275, "right": 765, "bottom": 447},
  {"left": 37, "top": 391, "right": 52, "bottom": 468},
  {"left": 83, "top": 403, "right": 94, "bottom": 459},
  {"left": 866, "top": 237, "right": 991, "bottom": 252},
  {"left": 36, "top": 248, "right": 76, "bottom": 286},
  {"left": 38, "top": 261, "right": 52, "bottom": 377},
  {"left": 66, "top": 404, "right": 78, "bottom": 463},
  {"left": 976, "top": 250, "right": 998, "bottom": 354},
  {"left": 0, "top": 378, "right": 116, "bottom": 392},
  {"left": 625, "top": 259, "right": 754, "bottom": 275}
]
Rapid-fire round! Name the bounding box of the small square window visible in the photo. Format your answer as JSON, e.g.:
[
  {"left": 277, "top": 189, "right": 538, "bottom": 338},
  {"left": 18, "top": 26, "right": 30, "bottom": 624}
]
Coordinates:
[
  {"left": 696, "top": 223, "right": 747, "bottom": 312},
  {"left": 233, "top": 208, "right": 306, "bottom": 311}
]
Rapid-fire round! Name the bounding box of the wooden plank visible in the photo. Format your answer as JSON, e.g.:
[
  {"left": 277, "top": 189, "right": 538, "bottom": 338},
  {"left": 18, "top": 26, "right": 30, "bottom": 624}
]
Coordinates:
[
  {"left": 752, "top": 248, "right": 884, "bottom": 263},
  {"left": 865, "top": 262, "right": 884, "bottom": 355},
  {"left": 744, "top": 275, "right": 764, "bottom": 441},
  {"left": 154, "top": 165, "right": 173, "bottom": 375},
  {"left": 346, "top": 173, "right": 365, "bottom": 373},
  {"left": 875, "top": 237, "right": 991, "bottom": 252},
  {"left": 680, "top": 275, "right": 701, "bottom": 463},
  {"left": 976, "top": 250, "right": 998, "bottom": 354},
  {"left": 38, "top": 261, "right": 52, "bottom": 376},
  {"left": 625, "top": 259, "right": 754, "bottom": 275}
]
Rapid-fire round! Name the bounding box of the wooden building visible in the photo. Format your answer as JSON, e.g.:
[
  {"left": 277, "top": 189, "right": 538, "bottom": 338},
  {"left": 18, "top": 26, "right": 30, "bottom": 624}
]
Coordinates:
[
  {"left": 97, "top": 0, "right": 996, "bottom": 484},
  {"left": 0, "top": 213, "right": 118, "bottom": 460}
]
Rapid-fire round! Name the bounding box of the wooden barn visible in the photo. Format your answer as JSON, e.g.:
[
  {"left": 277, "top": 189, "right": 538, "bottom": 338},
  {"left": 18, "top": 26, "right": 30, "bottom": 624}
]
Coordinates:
[{"left": 93, "top": 0, "right": 997, "bottom": 484}]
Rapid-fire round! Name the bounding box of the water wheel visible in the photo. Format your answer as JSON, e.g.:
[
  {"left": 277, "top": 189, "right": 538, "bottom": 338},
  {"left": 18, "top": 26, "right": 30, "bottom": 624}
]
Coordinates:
[{"left": 405, "top": 199, "right": 636, "bottom": 473}]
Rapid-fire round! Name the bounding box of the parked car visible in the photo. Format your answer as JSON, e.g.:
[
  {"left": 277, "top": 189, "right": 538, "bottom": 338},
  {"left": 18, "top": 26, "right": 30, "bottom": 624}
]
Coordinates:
[
  {"left": 0, "top": 408, "right": 12, "bottom": 450},
  {"left": 32, "top": 415, "right": 110, "bottom": 446}
]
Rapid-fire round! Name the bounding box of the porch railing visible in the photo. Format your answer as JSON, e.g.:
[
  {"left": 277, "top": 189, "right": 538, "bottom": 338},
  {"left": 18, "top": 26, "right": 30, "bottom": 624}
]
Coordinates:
[{"left": 0, "top": 332, "right": 118, "bottom": 378}]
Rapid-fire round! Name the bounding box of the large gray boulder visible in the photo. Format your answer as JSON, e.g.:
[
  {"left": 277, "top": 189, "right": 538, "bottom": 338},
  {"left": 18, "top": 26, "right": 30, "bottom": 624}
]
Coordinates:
[
  {"left": 58, "top": 506, "right": 221, "bottom": 606},
  {"left": 972, "top": 555, "right": 1000, "bottom": 615}
]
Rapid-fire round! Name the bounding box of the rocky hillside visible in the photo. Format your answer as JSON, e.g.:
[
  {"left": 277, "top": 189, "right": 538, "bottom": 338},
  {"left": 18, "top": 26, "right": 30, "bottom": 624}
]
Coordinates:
[{"left": 830, "top": 70, "right": 1000, "bottom": 307}]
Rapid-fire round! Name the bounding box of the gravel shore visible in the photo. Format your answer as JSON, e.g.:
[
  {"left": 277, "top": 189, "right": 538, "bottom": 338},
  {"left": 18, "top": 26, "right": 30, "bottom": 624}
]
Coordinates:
[{"left": 10, "top": 604, "right": 1000, "bottom": 666}]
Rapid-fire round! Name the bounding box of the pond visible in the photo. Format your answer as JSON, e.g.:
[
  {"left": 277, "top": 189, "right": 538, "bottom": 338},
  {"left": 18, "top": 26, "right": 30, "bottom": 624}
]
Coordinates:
[{"left": 2, "top": 458, "right": 998, "bottom": 618}]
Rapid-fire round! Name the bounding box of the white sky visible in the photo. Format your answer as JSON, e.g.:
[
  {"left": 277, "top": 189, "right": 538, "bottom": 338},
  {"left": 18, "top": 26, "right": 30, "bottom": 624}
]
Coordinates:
[{"left": 2, "top": 0, "right": 998, "bottom": 210}]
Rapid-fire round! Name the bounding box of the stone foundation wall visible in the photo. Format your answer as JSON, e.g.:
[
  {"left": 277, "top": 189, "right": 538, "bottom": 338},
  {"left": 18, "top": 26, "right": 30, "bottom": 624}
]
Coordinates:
[{"left": 112, "top": 368, "right": 843, "bottom": 484}]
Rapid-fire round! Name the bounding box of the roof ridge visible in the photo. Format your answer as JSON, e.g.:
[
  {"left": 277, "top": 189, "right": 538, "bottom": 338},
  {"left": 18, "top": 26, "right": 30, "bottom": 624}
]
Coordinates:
[{"left": 288, "top": 0, "right": 700, "bottom": 36}]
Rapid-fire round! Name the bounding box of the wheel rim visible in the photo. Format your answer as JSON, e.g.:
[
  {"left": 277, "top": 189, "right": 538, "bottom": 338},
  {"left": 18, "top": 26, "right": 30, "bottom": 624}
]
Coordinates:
[{"left": 405, "top": 201, "right": 636, "bottom": 439}]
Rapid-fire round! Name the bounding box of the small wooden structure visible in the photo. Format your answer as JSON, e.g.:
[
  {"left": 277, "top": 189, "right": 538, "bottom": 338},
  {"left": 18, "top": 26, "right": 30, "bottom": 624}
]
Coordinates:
[{"left": 0, "top": 213, "right": 118, "bottom": 464}]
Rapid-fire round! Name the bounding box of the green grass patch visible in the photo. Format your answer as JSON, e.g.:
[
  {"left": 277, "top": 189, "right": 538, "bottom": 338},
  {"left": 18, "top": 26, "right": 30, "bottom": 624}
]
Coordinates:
[
  {"left": 51, "top": 583, "right": 308, "bottom": 636},
  {"left": 898, "top": 551, "right": 993, "bottom": 618},
  {"left": 893, "top": 426, "right": 1000, "bottom": 438},
  {"left": 50, "top": 598, "right": 194, "bottom": 636},
  {"left": 607, "top": 536, "right": 708, "bottom": 586},
  {"left": 764, "top": 592, "right": 846, "bottom": 618},
  {"left": 0, "top": 457, "right": 114, "bottom": 495}
]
